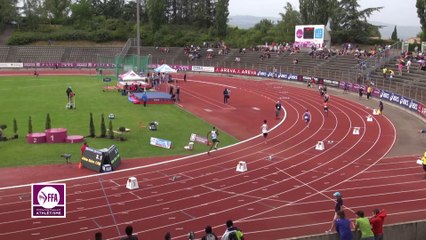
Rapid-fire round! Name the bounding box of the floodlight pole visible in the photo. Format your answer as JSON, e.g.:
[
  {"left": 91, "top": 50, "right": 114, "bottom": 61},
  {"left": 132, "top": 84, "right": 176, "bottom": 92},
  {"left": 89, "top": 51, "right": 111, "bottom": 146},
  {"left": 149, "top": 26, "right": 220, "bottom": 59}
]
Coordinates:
[
  {"left": 136, "top": 0, "right": 141, "bottom": 56},
  {"left": 136, "top": 0, "right": 141, "bottom": 72}
]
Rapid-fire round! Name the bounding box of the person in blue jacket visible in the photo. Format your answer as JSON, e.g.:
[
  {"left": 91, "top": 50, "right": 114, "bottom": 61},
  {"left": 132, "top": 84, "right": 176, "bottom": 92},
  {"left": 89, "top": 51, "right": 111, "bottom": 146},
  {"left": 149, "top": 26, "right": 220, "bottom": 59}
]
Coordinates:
[{"left": 141, "top": 91, "right": 148, "bottom": 107}]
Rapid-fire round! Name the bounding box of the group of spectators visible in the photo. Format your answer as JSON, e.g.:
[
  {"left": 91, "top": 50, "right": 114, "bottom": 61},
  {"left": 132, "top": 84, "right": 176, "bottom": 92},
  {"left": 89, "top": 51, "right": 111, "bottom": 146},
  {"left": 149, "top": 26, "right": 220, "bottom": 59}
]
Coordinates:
[
  {"left": 94, "top": 219, "right": 244, "bottom": 240},
  {"left": 328, "top": 192, "right": 387, "bottom": 240}
]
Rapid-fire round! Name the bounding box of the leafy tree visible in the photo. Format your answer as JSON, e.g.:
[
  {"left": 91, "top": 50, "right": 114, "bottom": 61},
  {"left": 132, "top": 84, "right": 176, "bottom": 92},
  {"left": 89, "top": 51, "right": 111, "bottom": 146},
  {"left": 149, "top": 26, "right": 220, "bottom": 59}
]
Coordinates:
[
  {"left": 417, "top": 0, "right": 426, "bottom": 40},
  {"left": 45, "top": 113, "right": 51, "bottom": 130},
  {"left": 214, "top": 0, "right": 229, "bottom": 37},
  {"left": 147, "top": 0, "right": 166, "bottom": 32},
  {"left": 391, "top": 26, "right": 398, "bottom": 40},
  {"left": 43, "top": 0, "right": 71, "bottom": 24},
  {"left": 277, "top": 2, "right": 302, "bottom": 42},
  {"left": 100, "top": 114, "right": 106, "bottom": 138},
  {"left": 22, "top": 0, "right": 44, "bottom": 28},
  {"left": 103, "top": 0, "right": 126, "bottom": 19},
  {"left": 108, "top": 119, "right": 114, "bottom": 139},
  {"left": 0, "top": 0, "right": 19, "bottom": 27},
  {"left": 299, "top": 0, "right": 337, "bottom": 25},
  {"left": 332, "top": 0, "right": 382, "bottom": 43},
  {"left": 254, "top": 19, "right": 274, "bottom": 35},
  {"left": 28, "top": 116, "right": 33, "bottom": 134},
  {"left": 192, "top": 0, "right": 214, "bottom": 28},
  {"left": 13, "top": 118, "right": 18, "bottom": 138},
  {"left": 70, "top": 0, "right": 94, "bottom": 26},
  {"left": 89, "top": 113, "right": 95, "bottom": 137}
]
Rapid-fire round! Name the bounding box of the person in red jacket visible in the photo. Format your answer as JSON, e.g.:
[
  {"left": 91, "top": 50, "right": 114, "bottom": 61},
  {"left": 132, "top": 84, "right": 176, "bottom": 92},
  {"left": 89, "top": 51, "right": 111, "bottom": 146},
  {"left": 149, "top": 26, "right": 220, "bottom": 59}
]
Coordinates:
[
  {"left": 80, "top": 141, "right": 88, "bottom": 156},
  {"left": 369, "top": 208, "right": 387, "bottom": 240}
]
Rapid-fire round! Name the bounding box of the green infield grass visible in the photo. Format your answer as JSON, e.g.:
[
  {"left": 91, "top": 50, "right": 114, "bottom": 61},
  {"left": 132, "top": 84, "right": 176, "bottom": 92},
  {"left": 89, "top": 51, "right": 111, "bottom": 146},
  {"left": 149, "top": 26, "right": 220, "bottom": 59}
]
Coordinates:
[{"left": 0, "top": 75, "right": 238, "bottom": 167}]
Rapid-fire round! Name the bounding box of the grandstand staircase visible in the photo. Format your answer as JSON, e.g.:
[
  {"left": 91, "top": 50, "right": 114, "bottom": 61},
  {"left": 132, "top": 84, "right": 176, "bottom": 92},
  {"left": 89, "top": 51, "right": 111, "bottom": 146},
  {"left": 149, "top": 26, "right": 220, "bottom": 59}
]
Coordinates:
[
  {"left": 5, "top": 46, "right": 17, "bottom": 62},
  {"left": 61, "top": 48, "right": 71, "bottom": 62},
  {"left": 0, "top": 24, "right": 15, "bottom": 46},
  {"left": 171, "top": 48, "right": 185, "bottom": 64}
]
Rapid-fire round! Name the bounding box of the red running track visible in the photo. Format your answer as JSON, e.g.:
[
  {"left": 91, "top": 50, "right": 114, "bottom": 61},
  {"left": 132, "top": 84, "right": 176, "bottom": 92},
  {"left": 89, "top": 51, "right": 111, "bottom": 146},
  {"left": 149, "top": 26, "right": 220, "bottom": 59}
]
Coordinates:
[{"left": 1, "top": 75, "right": 422, "bottom": 240}]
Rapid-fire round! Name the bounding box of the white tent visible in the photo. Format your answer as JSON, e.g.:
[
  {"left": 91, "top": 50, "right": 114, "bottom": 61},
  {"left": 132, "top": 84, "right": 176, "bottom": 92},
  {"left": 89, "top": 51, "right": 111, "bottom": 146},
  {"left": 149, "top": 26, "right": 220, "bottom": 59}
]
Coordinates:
[
  {"left": 119, "top": 70, "right": 145, "bottom": 81},
  {"left": 154, "top": 64, "right": 177, "bottom": 73}
]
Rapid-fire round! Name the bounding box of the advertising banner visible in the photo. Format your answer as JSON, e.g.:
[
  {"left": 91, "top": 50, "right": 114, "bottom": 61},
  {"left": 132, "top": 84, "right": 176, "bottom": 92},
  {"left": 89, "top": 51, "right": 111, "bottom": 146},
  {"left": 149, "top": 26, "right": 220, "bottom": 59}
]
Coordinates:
[
  {"left": 189, "top": 133, "right": 209, "bottom": 145},
  {"left": 214, "top": 67, "right": 257, "bottom": 76},
  {"left": 379, "top": 90, "right": 392, "bottom": 101},
  {"left": 0, "top": 63, "right": 23, "bottom": 68},
  {"left": 150, "top": 137, "right": 172, "bottom": 149},
  {"left": 389, "top": 93, "right": 402, "bottom": 104},
  {"left": 192, "top": 66, "right": 215, "bottom": 72}
]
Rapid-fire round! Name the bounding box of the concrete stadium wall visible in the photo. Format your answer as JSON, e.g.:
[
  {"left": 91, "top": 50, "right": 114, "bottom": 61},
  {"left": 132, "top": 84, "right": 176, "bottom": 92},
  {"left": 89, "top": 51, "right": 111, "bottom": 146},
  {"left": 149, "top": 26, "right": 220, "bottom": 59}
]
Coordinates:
[{"left": 287, "top": 220, "right": 426, "bottom": 240}]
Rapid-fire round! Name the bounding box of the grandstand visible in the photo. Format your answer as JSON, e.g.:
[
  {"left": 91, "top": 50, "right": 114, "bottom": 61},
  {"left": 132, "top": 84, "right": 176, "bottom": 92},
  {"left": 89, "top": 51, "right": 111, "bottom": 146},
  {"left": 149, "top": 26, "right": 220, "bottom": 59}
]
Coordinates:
[
  {"left": 0, "top": 46, "right": 9, "bottom": 62},
  {"left": 0, "top": 41, "right": 424, "bottom": 103}
]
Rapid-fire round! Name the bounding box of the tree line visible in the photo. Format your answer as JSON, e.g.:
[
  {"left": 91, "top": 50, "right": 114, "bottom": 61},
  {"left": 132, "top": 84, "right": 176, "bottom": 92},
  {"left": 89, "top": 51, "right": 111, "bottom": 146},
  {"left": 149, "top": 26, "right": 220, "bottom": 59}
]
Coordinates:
[{"left": 0, "top": 0, "right": 424, "bottom": 47}]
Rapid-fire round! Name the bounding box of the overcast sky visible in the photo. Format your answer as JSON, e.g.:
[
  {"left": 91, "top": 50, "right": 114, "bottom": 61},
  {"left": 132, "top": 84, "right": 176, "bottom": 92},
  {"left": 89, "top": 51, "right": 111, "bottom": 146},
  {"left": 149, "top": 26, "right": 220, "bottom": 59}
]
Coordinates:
[{"left": 228, "top": 0, "right": 421, "bottom": 26}]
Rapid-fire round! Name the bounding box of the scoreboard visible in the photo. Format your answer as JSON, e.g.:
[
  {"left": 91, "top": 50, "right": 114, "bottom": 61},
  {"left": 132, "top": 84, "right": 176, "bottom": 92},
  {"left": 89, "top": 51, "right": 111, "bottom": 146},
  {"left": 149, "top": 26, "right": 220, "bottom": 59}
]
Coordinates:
[
  {"left": 81, "top": 145, "right": 121, "bottom": 172},
  {"left": 294, "top": 25, "right": 329, "bottom": 48},
  {"left": 104, "top": 145, "right": 121, "bottom": 170},
  {"left": 81, "top": 147, "right": 103, "bottom": 172}
]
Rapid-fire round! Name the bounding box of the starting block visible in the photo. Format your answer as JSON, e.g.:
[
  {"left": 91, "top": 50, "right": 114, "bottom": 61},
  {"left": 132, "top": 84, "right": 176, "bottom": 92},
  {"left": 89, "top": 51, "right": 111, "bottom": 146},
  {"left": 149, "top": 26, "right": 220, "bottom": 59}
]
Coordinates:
[
  {"left": 184, "top": 142, "right": 194, "bottom": 150},
  {"left": 315, "top": 141, "right": 325, "bottom": 151},
  {"left": 367, "top": 115, "right": 373, "bottom": 122},
  {"left": 126, "top": 177, "right": 139, "bottom": 190},
  {"left": 236, "top": 161, "right": 248, "bottom": 172},
  {"left": 416, "top": 159, "right": 423, "bottom": 165},
  {"left": 353, "top": 127, "right": 360, "bottom": 135},
  {"left": 373, "top": 109, "right": 380, "bottom": 115}
]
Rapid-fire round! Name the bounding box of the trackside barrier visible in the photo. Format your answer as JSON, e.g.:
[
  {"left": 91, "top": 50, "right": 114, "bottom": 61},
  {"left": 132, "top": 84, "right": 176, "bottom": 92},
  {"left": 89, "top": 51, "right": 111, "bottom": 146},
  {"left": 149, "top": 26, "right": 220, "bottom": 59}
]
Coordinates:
[{"left": 291, "top": 220, "right": 426, "bottom": 240}]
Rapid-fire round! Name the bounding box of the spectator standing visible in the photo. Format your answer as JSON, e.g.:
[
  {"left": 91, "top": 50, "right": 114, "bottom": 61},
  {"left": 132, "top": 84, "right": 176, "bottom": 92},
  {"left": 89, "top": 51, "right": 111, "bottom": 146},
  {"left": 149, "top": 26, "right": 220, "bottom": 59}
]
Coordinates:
[
  {"left": 406, "top": 59, "right": 412, "bottom": 73},
  {"left": 202, "top": 225, "right": 218, "bottom": 240},
  {"left": 221, "top": 220, "right": 244, "bottom": 240},
  {"left": 176, "top": 86, "right": 181, "bottom": 102},
  {"left": 366, "top": 85, "right": 372, "bottom": 100},
  {"left": 369, "top": 209, "right": 387, "bottom": 240},
  {"left": 80, "top": 142, "right": 88, "bottom": 156},
  {"left": 141, "top": 91, "right": 148, "bottom": 107},
  {"left": 327, "top": 192, "right": 344, "bottom": 232},
  {"left": 95, "top": 232, "right": 103, "bottom": 240},
  {"left": 121, "top": 225, "right": 138, "bottom": 240},
  {"left": 355, "top": 210, "right": 375, "bottom": 240},
  {"left": 358, "top": 87, "right": 364, "bottom": 99},
  {"left": 66, "top": 85, "right": 73, "bottom": 100},
  {"left": 389, "top": 70, "right": 394, "bottom": 81},
  {"left": 398, "top": 62, "right": 403, "bottom": 76},
  {"left": 382, "top": 67, "right": 387, "bottom": 80},
  {"left": 275, "top": 101, "right": 282, "bottom": 119},
  {"left": 335, "top": 210, "right": 353, "bottom": 240}
]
